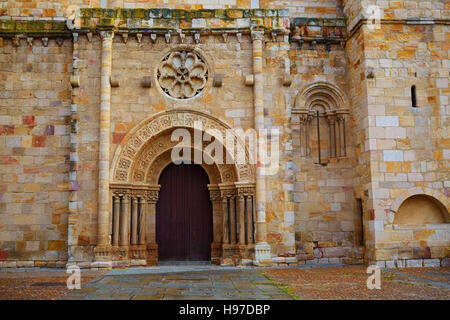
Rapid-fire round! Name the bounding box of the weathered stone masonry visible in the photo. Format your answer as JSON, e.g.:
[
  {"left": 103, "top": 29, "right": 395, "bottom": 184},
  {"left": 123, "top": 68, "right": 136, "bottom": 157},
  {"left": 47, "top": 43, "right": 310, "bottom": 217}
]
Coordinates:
[{"left": 0, "top": 2, "right": 448, "bottom": 269}]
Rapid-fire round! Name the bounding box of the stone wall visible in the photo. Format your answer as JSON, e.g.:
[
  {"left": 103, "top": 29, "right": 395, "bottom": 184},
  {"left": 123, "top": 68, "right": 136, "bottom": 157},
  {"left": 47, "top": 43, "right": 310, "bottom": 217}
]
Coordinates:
[
  {"left": 343, "top": 0, "right": 450, "bottom": 266},
  {"left": 0, "top": 37, "right": 72, "bottom": 267},
  {"left": 68, "top": 35, "right": 101, "bottom": 265},
  {"left": 0, "top": 0, "right": 93, "bottom": 18},
  {"left": 344, "top": 0, "right": 449, "bottom": 32},
  {"left": 261, "top": 0, "right": 344, "bottom": 18},
  {"left": 0, "top": 3, "right": 448, "bottom": 268}
]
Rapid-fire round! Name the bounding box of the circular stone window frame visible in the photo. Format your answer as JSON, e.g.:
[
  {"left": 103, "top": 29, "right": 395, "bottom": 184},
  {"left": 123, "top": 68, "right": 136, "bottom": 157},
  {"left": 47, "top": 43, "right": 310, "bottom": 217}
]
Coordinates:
[{"left": 154, "top": 45, "right": 214, "bottom": 102}]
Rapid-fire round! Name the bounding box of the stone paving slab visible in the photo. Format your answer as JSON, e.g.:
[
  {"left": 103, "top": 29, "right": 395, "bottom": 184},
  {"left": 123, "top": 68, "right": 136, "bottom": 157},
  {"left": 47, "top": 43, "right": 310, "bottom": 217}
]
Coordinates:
[
  {"left": 60, "top": 268, "right": 291, "bottom": 300},
  {"left": 2, "top": 264, "right": 449, "bottom": 300}
]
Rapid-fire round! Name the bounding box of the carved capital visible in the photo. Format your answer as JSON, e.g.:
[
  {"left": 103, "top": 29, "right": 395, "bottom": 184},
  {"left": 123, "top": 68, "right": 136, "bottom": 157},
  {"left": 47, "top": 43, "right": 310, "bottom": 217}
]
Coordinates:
[
  {"left": 100, "top": 31, "right": 114, "bottom": 41},
  {"left": 220, "top": 186, "right": 236, "bottom": 198},
  {"left": 209, "top": 190, "right": 222, "bottom": 202},
  {"left": 251, "top": 30, "right": 265, "bottom": 42},
  {"left": 145, "top": 190, "right": 159, "bottom": 203},
  {"left": 236, "top": 183, "right": 255, "bottom": 196}
]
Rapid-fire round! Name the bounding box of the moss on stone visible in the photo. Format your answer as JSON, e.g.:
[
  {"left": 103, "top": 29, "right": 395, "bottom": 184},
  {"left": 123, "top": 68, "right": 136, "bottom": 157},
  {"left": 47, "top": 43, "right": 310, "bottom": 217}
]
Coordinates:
[{"left": 0, "top": 9, "right": 347, "bottom": 40}]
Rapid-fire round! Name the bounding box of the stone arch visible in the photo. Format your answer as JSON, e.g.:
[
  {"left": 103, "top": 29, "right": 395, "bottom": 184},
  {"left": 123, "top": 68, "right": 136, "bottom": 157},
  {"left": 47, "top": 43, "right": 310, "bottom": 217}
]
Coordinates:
[
  {"left": 111, "top": 109, "right": 255, "bottom": 184},
  {"left": 292, "top": 82, "right": 350, "bottom": 159},
  {"left": 390, "top": 188, "right": 450, "bottom": 225},
  {"left": 294, "top": 81, "right": 349, "bottom": 111},
  {"left": 109, "top": 110, "right": 257, "bottom": 267},
  {"left": 394, "top": 195, "right": 449, "bottom": 225}
]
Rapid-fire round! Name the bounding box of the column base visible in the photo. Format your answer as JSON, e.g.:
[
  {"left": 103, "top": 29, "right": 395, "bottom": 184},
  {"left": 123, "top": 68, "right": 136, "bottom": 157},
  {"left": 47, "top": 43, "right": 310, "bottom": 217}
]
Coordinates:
[
  {"left": 130, "top": 244, "right": 147, "bottom": 260},
  {"left": 220, "top": 243, "right": 238, "bottom": 266},
  {"left": 147, "top": 243, "right": 158, "bottom": 266},
  {"left": 254, "top": 242, "right": 272, "bottom": 266},
  {"left": 93, "top": 245, "right": 112, "bottom": 268},
  {"left": 211, "top": 242, "right": 222, "bottom": 265}
]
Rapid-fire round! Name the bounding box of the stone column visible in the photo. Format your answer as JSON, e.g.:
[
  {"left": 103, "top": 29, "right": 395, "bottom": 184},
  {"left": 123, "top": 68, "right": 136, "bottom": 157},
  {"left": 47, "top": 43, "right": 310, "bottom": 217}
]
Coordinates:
[
  {"left": 251, "top": 30, "right": 272, "bottom": 265},
  {"left": 229, "top": 196, "right": 237, "bottom": 244},
  {"left": 236, "top": 184, "right": 255, "bottom": 264},
  {"left": 209, "top": 187, "right": 222, "bottom": 265},
  {"left": 337, "top": 112, "right": 347, "bottom": 157},
  {"left": 131, "top": 196, "right": 138, "bottom": 245},
  {"left": 119, "top": 194, "right": 129, "bottom": 247},
  {"left": 222, "top": 197, "right": 230, "bottom": 244},
  {"left": 67, "top": 32, "right": 80, "bottom": 266},
  {"left": 237, "top": 194, "right": 246, "bottom": 245},
  {"left": 299, "top": 112, "right": 309, "bottom": 157},
  {"left": 145, "top": 187, "right": 159, "bottom": 266},
  {"left": 93, "top": 30, "right": 114, "bottom": 267},
  {"left": 112, "top": 195, "right": 120, "bottom": 246},
  {"left": 138, "top": 196, "right": 146, "bottom": 245},
  {"left": 327, "top": 113, "right": 336, "bottom": 158},
  {"left": 335, "top": 115, "right": 341, "bottom": 157}
]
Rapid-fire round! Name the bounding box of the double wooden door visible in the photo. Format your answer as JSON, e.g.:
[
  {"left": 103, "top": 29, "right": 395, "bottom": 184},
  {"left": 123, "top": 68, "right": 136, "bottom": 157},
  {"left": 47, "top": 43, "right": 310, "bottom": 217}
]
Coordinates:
[{"left": 156, "top": 163, "right": 213, "bottom": 261}]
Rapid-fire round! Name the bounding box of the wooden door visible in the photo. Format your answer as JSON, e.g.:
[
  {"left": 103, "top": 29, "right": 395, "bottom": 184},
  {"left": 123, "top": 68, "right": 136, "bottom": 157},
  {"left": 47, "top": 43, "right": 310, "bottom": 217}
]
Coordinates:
[{"left": 156, "top": 163, "right": 212, "bottom": 261}]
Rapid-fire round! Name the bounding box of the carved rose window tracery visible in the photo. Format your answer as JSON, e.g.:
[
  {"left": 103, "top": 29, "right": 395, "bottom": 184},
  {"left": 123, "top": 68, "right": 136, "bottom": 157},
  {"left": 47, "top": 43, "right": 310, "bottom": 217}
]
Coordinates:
[{"left": 157, "top": 50, "right": 209, "bottom": 99}]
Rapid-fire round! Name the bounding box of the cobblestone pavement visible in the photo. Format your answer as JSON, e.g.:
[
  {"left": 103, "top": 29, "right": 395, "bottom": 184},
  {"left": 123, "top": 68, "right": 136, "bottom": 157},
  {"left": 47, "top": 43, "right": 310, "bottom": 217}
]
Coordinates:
[
  {"left": 1, "top": 265, "right": 449, "bottom": 300},
  {"left": 262, "top": 265, "right": 450, "bottom": 300}
]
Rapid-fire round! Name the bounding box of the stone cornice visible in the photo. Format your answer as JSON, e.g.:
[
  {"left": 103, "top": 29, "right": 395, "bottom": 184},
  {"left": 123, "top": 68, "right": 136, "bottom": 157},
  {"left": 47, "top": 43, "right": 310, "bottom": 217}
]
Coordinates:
[
  {"left": 75, "top": 8, "right": 291, "bottom": 34},
  {"left": 0, "top": 19, "right": 70, "bottom": 37},
  {"left": 0, "top": 9, "right": 348, "bottom": 43}
]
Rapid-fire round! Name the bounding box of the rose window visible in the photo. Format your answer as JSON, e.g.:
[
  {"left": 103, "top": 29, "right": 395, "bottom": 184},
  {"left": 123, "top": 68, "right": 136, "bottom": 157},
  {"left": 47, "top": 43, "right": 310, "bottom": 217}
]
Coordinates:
[{"left": 157, "top": 50, "right": 209, "bottom": 99}]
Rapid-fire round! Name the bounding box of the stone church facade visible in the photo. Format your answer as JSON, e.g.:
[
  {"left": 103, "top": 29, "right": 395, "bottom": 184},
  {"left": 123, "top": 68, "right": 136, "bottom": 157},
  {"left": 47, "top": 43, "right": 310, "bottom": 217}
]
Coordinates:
[{"left": 0, "top": 0, "right": 448, "bottom": 269}]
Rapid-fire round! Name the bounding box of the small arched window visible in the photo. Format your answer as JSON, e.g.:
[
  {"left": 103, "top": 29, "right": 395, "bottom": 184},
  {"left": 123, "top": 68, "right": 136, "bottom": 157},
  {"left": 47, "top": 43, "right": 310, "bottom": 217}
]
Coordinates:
[{"left": 411, "top": 85, "right": 418, "bottom": 108}]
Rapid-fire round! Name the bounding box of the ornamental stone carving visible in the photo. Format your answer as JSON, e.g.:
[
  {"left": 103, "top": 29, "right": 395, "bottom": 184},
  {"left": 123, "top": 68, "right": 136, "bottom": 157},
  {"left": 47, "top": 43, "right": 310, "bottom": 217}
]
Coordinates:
[
  {"left": 111, "top": 110, "right": 255, "bottom": 184},
  {"left": 157, "top": 50, "right": 209, "bottom": 99}
]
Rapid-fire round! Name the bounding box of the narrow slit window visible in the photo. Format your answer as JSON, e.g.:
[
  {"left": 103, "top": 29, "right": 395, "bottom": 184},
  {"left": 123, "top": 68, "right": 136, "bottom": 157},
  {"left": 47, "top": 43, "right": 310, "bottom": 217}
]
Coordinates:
[
  {"left": 411, "top": 85, "right": 417, "bottom": 108},
  {"left": 356, "top": 198, "right": 364, "bottom": 246}
]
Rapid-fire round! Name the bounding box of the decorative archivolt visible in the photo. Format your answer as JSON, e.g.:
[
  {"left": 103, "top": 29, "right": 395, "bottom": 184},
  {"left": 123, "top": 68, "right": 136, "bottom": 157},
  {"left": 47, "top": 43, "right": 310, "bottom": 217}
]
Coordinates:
[
  {"left": 294, "top": 81, "right": 349, "bottom": 112},
  {"left": 111, "top": 109, "right": 255, "bottom": 184},
  {"left": 292, "top": 82, "right": 350, "bottom": 163}
]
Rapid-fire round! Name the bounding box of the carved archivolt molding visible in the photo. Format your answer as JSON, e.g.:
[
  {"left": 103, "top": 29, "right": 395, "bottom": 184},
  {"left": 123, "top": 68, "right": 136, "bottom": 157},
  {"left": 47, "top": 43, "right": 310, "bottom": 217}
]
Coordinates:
[
  {"left": 111, "top": 110, "right": 255, "bottom": 185},
  {"left": 294, "top": 81, "right": 349, "bottom": 112},
  {"left": 157, "top": 49, "right": 209, "bottom": 99}
]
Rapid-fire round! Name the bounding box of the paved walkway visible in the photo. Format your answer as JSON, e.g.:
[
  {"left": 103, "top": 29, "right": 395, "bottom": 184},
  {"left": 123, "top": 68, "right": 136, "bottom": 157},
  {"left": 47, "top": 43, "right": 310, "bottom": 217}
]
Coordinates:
[
  {"left": 60, "top": 266, "right": 292, "bottom": 300},
  {"left": 1, "top": 264, "right": 448, "bottom": 300}
]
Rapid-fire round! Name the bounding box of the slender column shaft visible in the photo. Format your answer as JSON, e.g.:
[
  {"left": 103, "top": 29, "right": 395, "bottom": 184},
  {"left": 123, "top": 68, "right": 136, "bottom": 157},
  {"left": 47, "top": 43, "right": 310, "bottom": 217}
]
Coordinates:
[
  {"left": 237, "top": 195, "right": 246, "bottom": 245},
  {"left": 97, "top": 31, "right": 114, "bottom": 247},
  {"left": 120, "top": 195, "right": 129, "bottom": 246},
  {"left": 339, "top": 116, "right": 346, "bottom": 156},
  {"left": 222, "top": 197, "right": 229, "bottom": 244},
  {"left": 245, "top": 195, "right": 254, "bottom": 244},
  {"left": 335, "top": 118, "right": 341, "bottom": 157},
  {"left": 302, "top": 119, "right": 308, "bottom": 157},
  {"left": 147, "top": 201, "right": 156, "bottom": 243},
  {"left": 229, "top": 197, "right": 236, "bottom": 244},
  {"left": 138, "top": 197, "right": 146, "bottom": 245},
  {"left": 252, "top": 30, "right": 268, "bottom": 246},
  {"left": 131, "top": 196, "right": 138, "bottom": 245},
  {"left": 112, "top": 196, "right": 120, "bottom": 246},
  {"left": 306, "top": 118, "right": 310, "bottom": 156},
  {"left": 329, "top": 119, "right": 336, "bottom": 157}
]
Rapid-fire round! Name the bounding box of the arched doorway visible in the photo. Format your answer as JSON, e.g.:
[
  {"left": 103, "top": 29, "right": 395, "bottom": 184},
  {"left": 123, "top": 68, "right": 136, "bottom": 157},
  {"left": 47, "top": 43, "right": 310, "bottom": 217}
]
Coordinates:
[{"left": 156, "top": 163, "right": 213, "bottom": 261}]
